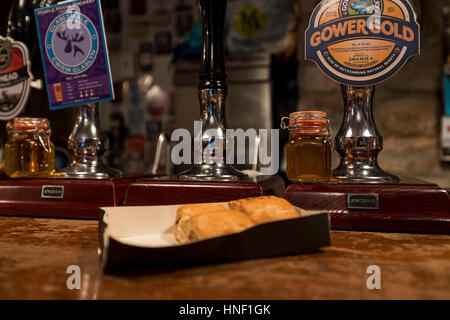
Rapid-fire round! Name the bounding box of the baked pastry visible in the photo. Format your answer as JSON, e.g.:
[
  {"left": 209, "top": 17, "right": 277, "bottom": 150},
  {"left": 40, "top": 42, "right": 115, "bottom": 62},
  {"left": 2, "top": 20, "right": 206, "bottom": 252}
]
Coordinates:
[
  {"left": 175, "top": 203, "right": 226, "bottom": 224},
  {"left": 174, "top": 203, "right": 227, "bottom": 243},
  {"left": 229, "top": 196, "right": 299, "bottom": 224},
  {"left": 174, "top": 197, "right": 298, "bottom": 244},
  {"left": 175, "top": 209, "right": 254, "bottom": 244}
]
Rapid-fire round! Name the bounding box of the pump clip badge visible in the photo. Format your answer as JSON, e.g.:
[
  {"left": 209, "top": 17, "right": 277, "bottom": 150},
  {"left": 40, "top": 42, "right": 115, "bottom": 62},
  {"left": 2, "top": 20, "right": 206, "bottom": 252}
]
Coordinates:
[
  {"left": 34, "top": 0, "right": 114, "bottom": 110},
  {"left": 0, "top": 37, "right": 32, "bottom": 120},
  {"left": 306, "top": 0, "right": 420, "bottom": 86}
]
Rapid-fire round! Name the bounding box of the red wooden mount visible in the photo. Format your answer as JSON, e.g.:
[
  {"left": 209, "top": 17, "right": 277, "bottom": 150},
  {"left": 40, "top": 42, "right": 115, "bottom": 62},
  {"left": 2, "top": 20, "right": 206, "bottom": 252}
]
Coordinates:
[
  {"left": 0, "top": 176, "right": 141, "bottom": 219},
  {"left": 124, "top": 176, "right": 286, "bottom": 206},
  {"left": 285, "top": 177, "right": 450, "bottom": 234}
]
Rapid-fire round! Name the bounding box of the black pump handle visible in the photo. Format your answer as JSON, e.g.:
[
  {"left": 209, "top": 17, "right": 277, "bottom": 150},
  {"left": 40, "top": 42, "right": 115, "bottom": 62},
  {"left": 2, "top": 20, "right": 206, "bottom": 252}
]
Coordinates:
[{"left": 198, "top": 0, "right": 227, "bottom": 92}]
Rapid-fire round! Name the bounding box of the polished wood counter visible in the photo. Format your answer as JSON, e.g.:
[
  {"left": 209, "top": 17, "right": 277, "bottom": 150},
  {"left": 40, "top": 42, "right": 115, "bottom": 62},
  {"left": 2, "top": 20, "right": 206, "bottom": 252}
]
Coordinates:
[{"left": 0, "top": 217, "right": 449, "bottom": 300}]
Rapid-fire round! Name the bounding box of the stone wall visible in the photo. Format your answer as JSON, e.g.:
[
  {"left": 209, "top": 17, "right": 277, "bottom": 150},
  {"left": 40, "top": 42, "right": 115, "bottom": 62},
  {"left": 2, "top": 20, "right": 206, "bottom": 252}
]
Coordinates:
[{"left": 296, "top": 0, "right": 450, "bottom": 187}]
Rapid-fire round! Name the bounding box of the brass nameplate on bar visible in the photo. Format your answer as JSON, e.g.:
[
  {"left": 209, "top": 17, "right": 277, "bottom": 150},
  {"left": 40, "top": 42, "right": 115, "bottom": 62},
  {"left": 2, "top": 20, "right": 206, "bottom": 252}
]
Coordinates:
[
  {"left": 347, "top": 194, "right": 379, "bottom": 210},
  {"left": 41, "top": 186, "right": 65, "bottom": 199}
]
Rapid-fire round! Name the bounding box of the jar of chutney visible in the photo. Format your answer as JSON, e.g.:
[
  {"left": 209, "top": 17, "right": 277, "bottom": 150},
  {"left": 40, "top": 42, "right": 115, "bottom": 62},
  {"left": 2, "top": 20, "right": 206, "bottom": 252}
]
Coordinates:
[
  {"left": 282, "top": 111, "right": 332, "bottom": 182},
  {"left": 4, "top": 118, "right": 55, "bottom": 178}
]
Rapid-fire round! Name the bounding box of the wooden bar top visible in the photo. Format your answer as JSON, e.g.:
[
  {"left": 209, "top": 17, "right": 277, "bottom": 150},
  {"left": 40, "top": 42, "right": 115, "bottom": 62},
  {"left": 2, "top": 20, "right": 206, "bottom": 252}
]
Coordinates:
[{"left": 0, "top": 217, "right": 449, "bottom": 300}]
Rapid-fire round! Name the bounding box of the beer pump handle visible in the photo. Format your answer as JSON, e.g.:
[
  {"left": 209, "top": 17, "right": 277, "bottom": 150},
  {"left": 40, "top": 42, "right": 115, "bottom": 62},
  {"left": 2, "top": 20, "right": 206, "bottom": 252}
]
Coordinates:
[{"left": 178, "top": 0, "right": 247, "bottom": 181}]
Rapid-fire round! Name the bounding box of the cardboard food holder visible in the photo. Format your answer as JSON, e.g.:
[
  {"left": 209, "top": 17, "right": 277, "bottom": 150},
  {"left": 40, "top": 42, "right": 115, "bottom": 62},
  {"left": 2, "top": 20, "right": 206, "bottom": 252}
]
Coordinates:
[{"left": 98, "top": 204, "right": 331, "bottom": 273}]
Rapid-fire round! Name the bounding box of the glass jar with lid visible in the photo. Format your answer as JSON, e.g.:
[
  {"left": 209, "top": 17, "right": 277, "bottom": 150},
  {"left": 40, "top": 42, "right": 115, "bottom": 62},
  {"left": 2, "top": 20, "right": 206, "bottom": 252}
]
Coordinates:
[
  {"left": 4, "top": 118, "right": 55, "bottom": 178},
  {"left": 282, "top": 111, "right": 332, "bottom": 182}
]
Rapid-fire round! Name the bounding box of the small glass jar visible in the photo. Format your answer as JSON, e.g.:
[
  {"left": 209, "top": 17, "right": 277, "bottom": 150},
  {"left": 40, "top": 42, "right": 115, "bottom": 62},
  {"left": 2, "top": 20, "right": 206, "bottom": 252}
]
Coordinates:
[
  {"left": 4, "top": 118, "right": 55, "bottom": 178},
  {"left": 282, "top": 111, "right": 332, "bottom": 182}
]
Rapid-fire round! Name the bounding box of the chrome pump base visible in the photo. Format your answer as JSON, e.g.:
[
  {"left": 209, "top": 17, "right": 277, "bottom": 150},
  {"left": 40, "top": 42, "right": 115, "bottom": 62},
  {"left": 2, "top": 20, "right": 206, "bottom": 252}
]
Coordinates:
[
  {"left": 60, "top": 103, "right": 122, "bottom": 180},
  {"left": 179, "top": 164, "right": 248, "bottom": 182}
]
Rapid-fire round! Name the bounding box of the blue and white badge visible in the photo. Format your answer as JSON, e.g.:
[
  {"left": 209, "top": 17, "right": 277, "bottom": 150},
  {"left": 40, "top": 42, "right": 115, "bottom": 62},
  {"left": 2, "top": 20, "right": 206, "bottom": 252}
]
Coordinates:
[{"left": 45, "top": 10, "right": 99, "bottom": 75}]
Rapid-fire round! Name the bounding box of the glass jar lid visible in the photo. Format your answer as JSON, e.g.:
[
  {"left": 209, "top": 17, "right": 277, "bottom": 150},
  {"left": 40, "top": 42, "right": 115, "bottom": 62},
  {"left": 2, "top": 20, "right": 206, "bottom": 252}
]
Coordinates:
[
  {"left": 282, "top": 111, "right": 330, "bottom": 135},
  {"left": 7, "top": 118, "right": 51, "bottom": 133}
]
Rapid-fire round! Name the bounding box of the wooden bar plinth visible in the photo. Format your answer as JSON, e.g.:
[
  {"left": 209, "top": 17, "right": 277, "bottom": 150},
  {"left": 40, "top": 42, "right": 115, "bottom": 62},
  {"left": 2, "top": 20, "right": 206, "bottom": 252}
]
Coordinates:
[
  {"left": 0, "top": 176, "right": 139, "bottom": 219},
  {"left": 124, "top": 176, "right": 286, "bottom": 206},
  {"left": 285, "top": 178, "right": 450, "bottom": 234}
]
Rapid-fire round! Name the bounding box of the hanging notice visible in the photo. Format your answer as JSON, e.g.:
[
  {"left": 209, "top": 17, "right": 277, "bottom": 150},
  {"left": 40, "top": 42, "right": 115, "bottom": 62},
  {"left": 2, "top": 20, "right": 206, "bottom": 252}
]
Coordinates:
[
  {"left": 35, "top": 0, "right": 114, "bottom": 110},
  {"left": 305, "top": 0, "right": 420, "bottom": 86}
]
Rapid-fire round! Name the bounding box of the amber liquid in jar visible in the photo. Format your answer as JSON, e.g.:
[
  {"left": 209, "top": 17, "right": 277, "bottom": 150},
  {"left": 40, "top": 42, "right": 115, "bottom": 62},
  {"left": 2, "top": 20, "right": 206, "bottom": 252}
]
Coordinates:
[
  {"left": 284, "top": 111, "right": 332, "bottom": 182},
  {"left": 4, "top": 118, "right": 55, "bottom": 178}
]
